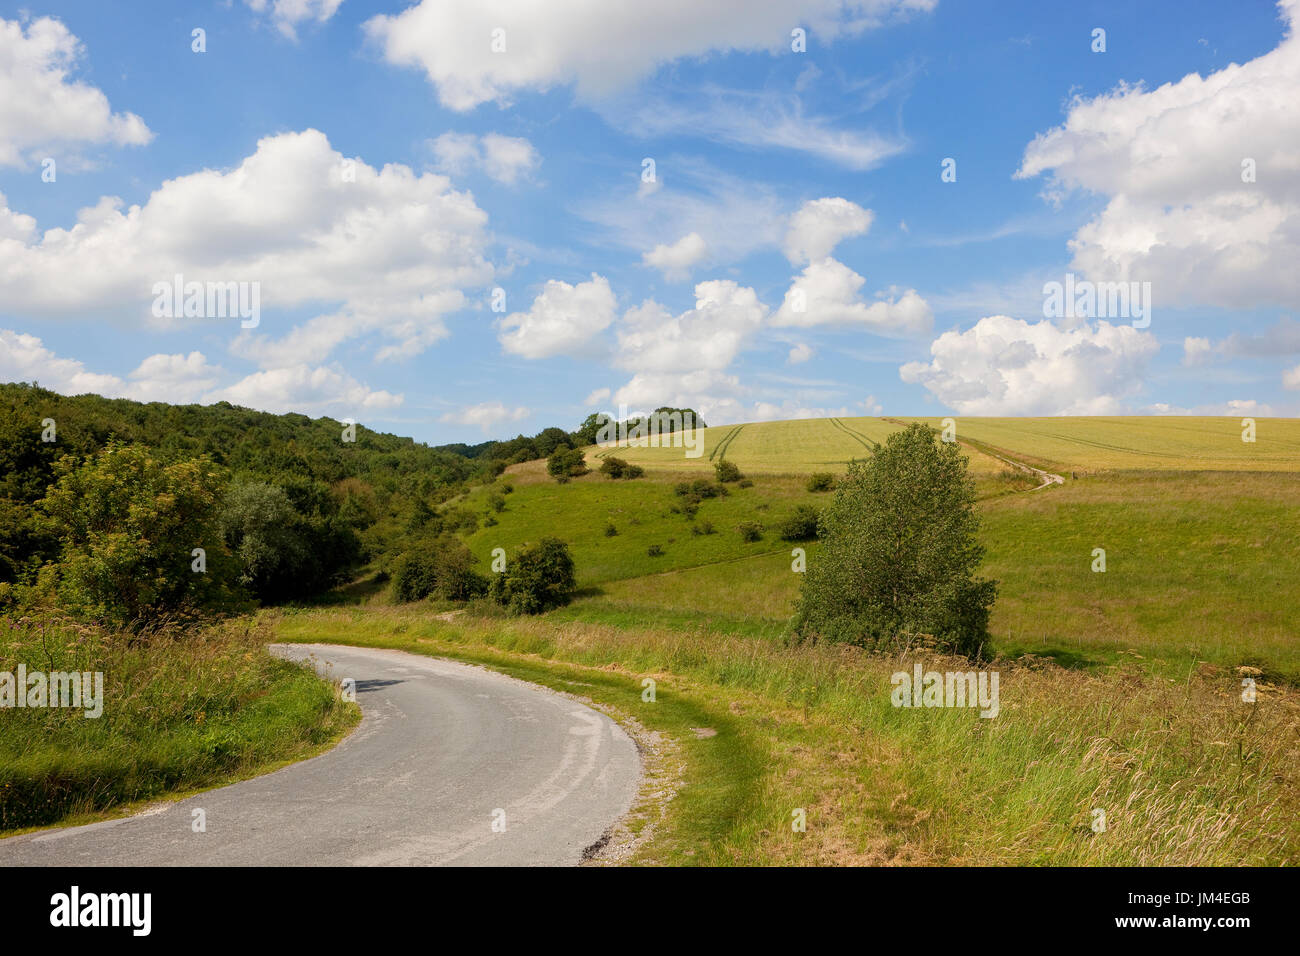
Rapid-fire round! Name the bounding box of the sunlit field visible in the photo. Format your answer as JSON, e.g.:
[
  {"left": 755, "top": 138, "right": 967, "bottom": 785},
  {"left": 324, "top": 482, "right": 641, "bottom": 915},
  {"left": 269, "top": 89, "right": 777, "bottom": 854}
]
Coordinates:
[
  {"left": 596, "top": 415, "right": 1007, "bottom": 474},
  {"left": 902, "top": 416, "right": 1300, "bottom": 473}
]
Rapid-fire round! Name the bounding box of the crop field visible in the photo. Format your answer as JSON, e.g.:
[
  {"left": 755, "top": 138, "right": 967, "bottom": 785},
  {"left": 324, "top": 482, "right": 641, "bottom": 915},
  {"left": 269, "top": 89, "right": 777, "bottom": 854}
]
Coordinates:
[{"left": 901, "top": 416, "right": 1300, "bottom": 473}]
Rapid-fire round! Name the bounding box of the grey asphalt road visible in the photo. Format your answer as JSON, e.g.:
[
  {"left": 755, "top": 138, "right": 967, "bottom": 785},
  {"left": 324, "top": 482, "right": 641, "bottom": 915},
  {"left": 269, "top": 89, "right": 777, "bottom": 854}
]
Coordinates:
[{"left": 0, "top": 643, "right": 641, "bottom": 866}]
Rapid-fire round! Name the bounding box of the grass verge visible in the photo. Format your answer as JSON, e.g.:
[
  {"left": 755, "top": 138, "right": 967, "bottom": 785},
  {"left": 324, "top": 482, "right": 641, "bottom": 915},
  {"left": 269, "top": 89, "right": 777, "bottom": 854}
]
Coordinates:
[
  {"left": 0, "top": 615, "right": 358, "bottom": 833},
  {"left": 270, "top": 605, "right": 1299, "bottom": 866}
]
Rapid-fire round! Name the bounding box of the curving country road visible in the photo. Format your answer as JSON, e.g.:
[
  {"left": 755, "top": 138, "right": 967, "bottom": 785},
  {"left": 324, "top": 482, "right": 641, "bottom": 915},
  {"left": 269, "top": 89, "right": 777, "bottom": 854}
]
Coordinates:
[{"left": 0, "top": 643, "right": 642, "bottom": 866}]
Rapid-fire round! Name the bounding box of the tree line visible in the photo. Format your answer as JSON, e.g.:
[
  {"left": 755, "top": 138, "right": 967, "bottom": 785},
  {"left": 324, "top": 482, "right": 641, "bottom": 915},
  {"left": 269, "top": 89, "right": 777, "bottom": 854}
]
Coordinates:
[{"left": 0, "top": 384, "right": 697, "bottom": 627}]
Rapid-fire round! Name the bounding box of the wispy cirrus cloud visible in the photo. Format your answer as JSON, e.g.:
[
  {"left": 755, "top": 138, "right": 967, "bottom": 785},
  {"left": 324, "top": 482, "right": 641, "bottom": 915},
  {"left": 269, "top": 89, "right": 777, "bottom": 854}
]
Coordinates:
[{"left": 600, "top": 84, "right": 907, "bottom": 171}]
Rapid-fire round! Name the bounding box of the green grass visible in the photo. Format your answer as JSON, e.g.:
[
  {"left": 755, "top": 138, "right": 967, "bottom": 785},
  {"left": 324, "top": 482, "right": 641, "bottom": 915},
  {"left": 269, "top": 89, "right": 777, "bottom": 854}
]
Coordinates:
[
  {"left": 981, "top": 470, "right": 1300, "bottom": 682},
  {"left": 269, "top": 605, "right": 1300, "bottom": 866},
  {"left": 462, "top": 458, "right": 1025, "bottom": 592},
  {"left": 0, "top": 616, "right": 358, "bottom": 833},
  {"left": 462, "top": 470, "right": 818, "bottom": 586},
  {"left": 595, "top": 413, "right": 1300, "bottom": 478},
  {"left": 460, "top": 456, "right": 1298, "bottom": 684}
]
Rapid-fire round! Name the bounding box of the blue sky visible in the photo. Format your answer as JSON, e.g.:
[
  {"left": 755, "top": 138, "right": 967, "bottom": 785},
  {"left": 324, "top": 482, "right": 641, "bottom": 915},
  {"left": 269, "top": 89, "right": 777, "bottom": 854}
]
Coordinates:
[{"left": 1, "top": 0, "right": 1297, "bottom": 444}]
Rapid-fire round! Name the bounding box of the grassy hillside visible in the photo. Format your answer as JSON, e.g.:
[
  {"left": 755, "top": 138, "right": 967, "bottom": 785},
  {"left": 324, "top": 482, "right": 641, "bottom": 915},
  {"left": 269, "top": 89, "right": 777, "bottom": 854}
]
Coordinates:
[
  {"left": 596, "top": 416, "right": 1010, "bottom": 474},
  {"left": 451, "top": 416, "right": 1300, "bottom": 683},
  {"left": 591, "top": 413, "right": 1300, "bottom": 476}
]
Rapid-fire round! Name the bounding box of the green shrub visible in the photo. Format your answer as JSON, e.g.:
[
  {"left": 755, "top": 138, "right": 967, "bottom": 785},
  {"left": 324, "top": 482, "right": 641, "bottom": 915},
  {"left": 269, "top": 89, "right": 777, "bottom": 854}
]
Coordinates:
[
  {"left": 674, "top": 479, "right": 727, "bottom": 500},
  {"left": 392, "top": 538, "right": 488, "bottom": 602},
  {"left": 714, "top": 460, "right": 742, "bottom": 483},
  {"left": 778, "top": 504, "right": 821, "bottom": 541},
  {"left": 604, "top": 523, "right": 618, "bottom": 537},
  {"left": 489, "top": 537, "right": 576, "bottom": 614},
  {"left": 807, "top": 472, "right": 835, "bottom": 492},
  {"left": 40, "top": 444, "right": 244, "bottom": 627},
  {"left": 737, "top": 521, "right": 763, "bottom": 543},
  {"left": 440, "top": 506, "right": 479, "bottom": 534},
  {"left": 647, "top": 544, "right": 664, "bottom": 557},
  {"left": 597, "top": 458, "right": 643, "bottom": 480}
]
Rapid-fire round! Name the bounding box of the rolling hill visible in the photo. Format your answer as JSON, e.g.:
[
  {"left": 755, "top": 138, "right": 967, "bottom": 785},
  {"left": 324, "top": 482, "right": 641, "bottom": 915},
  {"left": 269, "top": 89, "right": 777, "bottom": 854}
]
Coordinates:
[{"left": 453, "top": 415, "right": 1300, "bottom": 682}]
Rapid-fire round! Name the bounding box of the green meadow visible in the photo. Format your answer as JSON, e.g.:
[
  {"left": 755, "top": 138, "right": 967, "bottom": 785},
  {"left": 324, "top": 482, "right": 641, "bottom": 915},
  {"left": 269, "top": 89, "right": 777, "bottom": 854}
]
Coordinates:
[{"left": 453, "top": 418, "right": 1300, "bottom": 684}]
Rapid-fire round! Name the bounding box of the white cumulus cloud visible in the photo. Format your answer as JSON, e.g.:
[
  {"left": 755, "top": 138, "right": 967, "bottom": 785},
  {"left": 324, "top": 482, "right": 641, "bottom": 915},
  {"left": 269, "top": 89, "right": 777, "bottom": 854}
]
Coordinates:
[
  {"left": 0, "top": 129, "right": 494, "bottom": 365},
  {"left": 783, "top": 197, "right": 873, "bottom": 264},
  {"left": 244, "top": 0, "right": 344, "bottom": 40},
  {"left": 208, "top": 364, "right": 402, "bottom": 415},
  {"left": 787, "top": 342, "right": 814, "bottom": 364},
  {"left": 615, "top": 280, "right": 767, "bottom": 374},
  {"left": 125, "top": 351, "right": 225, "bottom": 403},
  {"left": 2, "top": 328, "right": 399, "bottom": 414},
  {"left": 429, "top": 131, "right": 540, "bottom": 184},
  {"left": 364, "top": 0, "right": 935, "bottom": 111},
  {"left": 0, "top": 16, "right": 152, "bottom": 167},
  {"left": 439, "top": 401, "right": 531, "bottom": 430},
  {"left": 772, "top": 258, "right": 932, "bottom": 336},
  {"left": 642, "top": 232, "right": 708, "bottom": 281},
  {"left": 900, "top": 315, "right": 1160, "bottom": 415},
  {"left": 1, "top": 328, "right": 124, "bottom": 395},
  {"left": 497, "top": 274, "right": 617, "bottom": 359},
  {"left": 1016, "top": 0, "right": 1300, "bottom": 310}
]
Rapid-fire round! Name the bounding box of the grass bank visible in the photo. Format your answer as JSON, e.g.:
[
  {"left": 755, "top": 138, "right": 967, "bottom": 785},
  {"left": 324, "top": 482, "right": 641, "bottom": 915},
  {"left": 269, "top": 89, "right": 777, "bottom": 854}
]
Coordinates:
[{"left": 0, "top": 615, "right": 358, "bottom": 833}]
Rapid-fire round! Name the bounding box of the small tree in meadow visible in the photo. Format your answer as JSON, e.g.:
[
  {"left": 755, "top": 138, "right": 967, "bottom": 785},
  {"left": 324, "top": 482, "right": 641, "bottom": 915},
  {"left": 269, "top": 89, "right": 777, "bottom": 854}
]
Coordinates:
[
  {"left": 547, "top": 445, "right": 588, "bottom": 481},
  {"left": 778, "top": 504, "right": 820, "bottom": 541},
  {"left": 806, "top": 472, "right": 835, "bottom": 492},
  {"left": 794, "top": 423, "right": 995, "bottom": 658}
]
